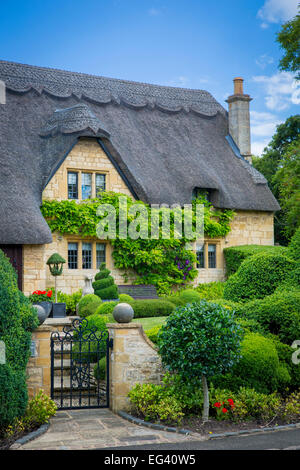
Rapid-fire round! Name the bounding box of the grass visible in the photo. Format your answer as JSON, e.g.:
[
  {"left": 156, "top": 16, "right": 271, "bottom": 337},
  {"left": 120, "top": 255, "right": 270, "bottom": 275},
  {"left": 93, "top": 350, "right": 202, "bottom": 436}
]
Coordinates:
[{"left": 133, "top": 316, "right": 167, "bottom": 331}]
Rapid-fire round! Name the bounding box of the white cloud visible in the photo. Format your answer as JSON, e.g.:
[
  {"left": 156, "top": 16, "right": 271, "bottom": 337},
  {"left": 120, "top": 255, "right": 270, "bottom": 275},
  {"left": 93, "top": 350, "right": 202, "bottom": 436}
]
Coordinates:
[
  {"left": 252, "top": 71, "right": 300, "bottom": 111},
  {"left": 257, "top": 0, "right": 298, "bottom": 26},
  {"left": 250, "top": 111, "right": 282, "bottom": 156},
  {"left": 255, "top": 54, "right": 274, "bottom": 69},
  {"left": 165, "top": 76, "right": 190, "bottom": 87},
  {"left": 148, "top": 8, "right": 161, "bottom": 16}
]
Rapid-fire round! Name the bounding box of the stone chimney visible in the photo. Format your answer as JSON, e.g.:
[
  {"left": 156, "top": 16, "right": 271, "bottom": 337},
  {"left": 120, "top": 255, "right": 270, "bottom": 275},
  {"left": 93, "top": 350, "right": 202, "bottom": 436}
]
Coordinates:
[{"left": 226, "top": 77, "right": 252, "bottom": 163}]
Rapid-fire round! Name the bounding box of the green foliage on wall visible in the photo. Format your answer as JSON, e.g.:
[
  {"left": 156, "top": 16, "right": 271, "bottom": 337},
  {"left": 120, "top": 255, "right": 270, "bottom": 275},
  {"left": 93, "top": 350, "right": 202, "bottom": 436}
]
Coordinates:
[{"left": 41, "top": 191, "right": 234, "bottom": 293}]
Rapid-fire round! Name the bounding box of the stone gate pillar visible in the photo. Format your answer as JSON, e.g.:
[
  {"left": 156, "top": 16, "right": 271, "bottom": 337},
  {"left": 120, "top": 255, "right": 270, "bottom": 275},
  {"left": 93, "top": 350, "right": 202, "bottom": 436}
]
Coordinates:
[{"left": 107, "top": 323, "right": 163, "bottom": 413}]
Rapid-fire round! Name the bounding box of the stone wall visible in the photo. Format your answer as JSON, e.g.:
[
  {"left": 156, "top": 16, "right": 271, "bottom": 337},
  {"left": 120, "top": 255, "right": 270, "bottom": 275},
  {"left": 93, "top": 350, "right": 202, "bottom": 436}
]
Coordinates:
[
  {"left": 194, "top": 210, "right": 274, "bottom": 284},
  {"left": 108, "top": 323, "right": 164, "bottom": 412},
  {"left": 26, "top": 324, "right": 53, "bottom": 399}
]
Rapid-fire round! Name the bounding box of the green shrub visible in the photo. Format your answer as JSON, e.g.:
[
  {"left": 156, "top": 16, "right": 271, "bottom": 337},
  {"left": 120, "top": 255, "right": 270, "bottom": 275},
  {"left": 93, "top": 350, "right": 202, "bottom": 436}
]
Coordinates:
[
  {"left": 162, "top": 372, "right": 204, "bottom": 414},
  {"left": 0, "top": 366, "right": 28, "bottom": 430},
  {"left": 0, "top": 249, "right": 38, "bottom": 430},
  {"left": 223, "top": 245, "right": 288, "bottom": 277},
  {"left": 93, "top": 262, "right": 118, "bottom": 300},
  {"left": 195, "top": 282, "right": 225, "bottom": 300},
  {"left": 287, "top": 226, "right": 300, "bottom": 263},
  {"left": 159, "top": 295, "right": 186, "bottom": 307},
  {"left": 223, "top": 253, "right": 295, "bottom": 303},
  {"left": 212, "top": 333, "right": 290, "bottom": 394},
  {"left": 77, "top": 294, "right": 102, "bottom": 318},
  {"left": 210, "top": 387, "right": 281, "bottom": 422},
  {"left": 56, "top": 289, "right": 82, "bottom": 315},
  {"left": 144, "top": 325, "right": 161, "bottom": 344},
  {"left": 270, "top": 335, "right": 300, "bottom": 392},
  {"left": 128, "top": 299, "right": 175, "bottom": 318},
  {"left": 93, "top": 357, "right": 107, "bottom": 381},
  {"left": 235, "top": 288, "right": 300, "bottom": 344},
  {"left": 282, "top": 390, "right": 300, "bottom": 423},
  {"left": 207, "top": 298, "right": 242, "bottom": 312},
  {"left": 95, "top": 301, "right": 118, "bottom": 321},
  {"left": 128, "top": 383, "right": 184, "bottom": 424},
  {"left": 118, "top": 294, "right": 134, "bottom": 302},
  {"left": 178, "top": 289, "right": 202, "bottom": 304},
  {"left": 23, "top": 390, "right": 57, "bottom": 427}
]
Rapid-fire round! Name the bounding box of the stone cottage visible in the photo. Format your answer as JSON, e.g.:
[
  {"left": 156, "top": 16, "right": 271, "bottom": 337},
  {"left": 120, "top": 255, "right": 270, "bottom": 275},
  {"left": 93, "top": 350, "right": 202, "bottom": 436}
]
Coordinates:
[{"left": 0, "top": 61, "right": 279, "bottom": 295}]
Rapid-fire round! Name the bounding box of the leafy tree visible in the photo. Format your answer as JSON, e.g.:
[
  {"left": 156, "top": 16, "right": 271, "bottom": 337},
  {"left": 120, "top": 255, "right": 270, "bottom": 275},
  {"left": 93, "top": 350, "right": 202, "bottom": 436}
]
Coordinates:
[
  {"left": 276, "top": 7, "right": 300, "bottom": 80},
  {"left": 158, "top": 301, "right": 243, "bottom": 421},
  {"left": 273, "top": 137, "right": 300, "bottom": 239},
  {"left": 252, "top": 115, "right": 300, "bottom": 243}
]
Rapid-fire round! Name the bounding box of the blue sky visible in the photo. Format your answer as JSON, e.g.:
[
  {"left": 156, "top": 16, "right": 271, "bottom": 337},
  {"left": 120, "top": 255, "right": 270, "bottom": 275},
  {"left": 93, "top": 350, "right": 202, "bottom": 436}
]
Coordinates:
[{"left": 1, "top": 0, "right": 299, "bottom": 155}]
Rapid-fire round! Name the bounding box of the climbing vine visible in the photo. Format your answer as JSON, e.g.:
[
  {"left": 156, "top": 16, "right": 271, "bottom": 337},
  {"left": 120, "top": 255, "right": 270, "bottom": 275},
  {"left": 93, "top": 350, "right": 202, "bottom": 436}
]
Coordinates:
[{"left": 41, "top": 192, "right": 234, "bottom": 294}]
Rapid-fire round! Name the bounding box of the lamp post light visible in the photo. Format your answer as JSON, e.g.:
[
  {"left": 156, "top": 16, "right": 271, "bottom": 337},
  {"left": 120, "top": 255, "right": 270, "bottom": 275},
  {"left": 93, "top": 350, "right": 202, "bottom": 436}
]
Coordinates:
[{"left": 46, "top": 253, "right": 66, "bottom": 303}]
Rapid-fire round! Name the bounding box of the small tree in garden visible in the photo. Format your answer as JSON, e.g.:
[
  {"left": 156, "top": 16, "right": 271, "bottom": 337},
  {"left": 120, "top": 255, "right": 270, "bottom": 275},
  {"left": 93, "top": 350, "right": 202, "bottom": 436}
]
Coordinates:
[
  {"left": 93, "top": 262, "right": 118, "bottom": 300},
  {"left": 158, "top": 300, "right": 243, "bottom": 421}
]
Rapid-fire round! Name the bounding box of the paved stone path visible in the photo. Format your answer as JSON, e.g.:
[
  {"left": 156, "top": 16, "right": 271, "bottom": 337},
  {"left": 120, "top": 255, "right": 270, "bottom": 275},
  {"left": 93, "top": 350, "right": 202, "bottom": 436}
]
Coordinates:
[{"left": 16, "top": 409, "right": 206, "bottom": 450}]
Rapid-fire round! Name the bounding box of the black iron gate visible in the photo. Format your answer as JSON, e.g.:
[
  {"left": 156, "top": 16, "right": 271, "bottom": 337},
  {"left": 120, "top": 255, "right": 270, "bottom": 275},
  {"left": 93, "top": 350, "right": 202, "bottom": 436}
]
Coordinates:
[{"left": 50, "top": 318, "right": 112, "bottom": 410}]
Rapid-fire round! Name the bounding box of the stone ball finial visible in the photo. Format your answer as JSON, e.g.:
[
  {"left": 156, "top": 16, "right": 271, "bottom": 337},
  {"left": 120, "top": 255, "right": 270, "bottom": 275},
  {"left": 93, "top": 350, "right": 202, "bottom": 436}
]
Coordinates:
[{"left": 113, "top": 303, "right": 134, "bottom": 323}]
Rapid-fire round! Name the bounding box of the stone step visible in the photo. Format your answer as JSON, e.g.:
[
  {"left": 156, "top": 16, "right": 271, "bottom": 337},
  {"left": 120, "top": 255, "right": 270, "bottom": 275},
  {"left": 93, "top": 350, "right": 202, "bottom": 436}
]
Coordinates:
[{"left": 52, "top": 376, "right": 98, "bottom": 391}]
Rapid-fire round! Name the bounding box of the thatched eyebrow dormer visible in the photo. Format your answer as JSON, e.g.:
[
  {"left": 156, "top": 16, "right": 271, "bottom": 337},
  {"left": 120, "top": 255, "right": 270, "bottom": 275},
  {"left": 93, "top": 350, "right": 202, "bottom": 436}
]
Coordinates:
[{"left": 0, "top": 60, "right": 279, "bottom": 245}]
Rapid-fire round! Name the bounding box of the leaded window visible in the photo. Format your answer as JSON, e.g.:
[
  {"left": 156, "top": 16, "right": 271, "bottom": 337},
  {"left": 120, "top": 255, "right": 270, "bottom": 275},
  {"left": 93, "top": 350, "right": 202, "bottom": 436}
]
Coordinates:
[
  {"left": 82, "top": 242, "right": 92, "bottom": 269},
  {"left": 196, "top": 244, "right": 205, "bottom": 268},
  {"left": 68, "top": 243, "right": 78, "bottom": 269},
  {"left": 82, "top": 173, "right": 92, "bottom": 199},
  {"left": 96, "top": 243, "right": 106, "bottom": 268},
  {"left": 208, "top": 244, "right": 216, "bottom": 269},
  {"left": 68, "top": 172, "right": 78, "bottom": 199},
  {"left": 95, "top": 174, "right": 106, "bottom": 196}
]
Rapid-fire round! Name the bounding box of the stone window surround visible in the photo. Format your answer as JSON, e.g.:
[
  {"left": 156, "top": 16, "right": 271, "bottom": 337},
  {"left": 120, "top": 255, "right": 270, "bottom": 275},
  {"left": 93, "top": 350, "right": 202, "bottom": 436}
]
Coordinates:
[
  {"left": 67, "top": 168, "right": 108, "bottom": 200},
  {"left": 195, "top": 239, "right": 221, "bottom": 270},
  {"left": 67, "top": 238, "right": 107, "bottom": 271}
]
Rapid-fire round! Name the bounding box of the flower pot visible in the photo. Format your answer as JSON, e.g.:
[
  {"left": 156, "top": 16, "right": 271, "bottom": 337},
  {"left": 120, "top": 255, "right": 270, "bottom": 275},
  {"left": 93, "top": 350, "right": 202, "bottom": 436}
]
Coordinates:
[{"left": 51, "top": 302, "right": 66, "bottom": 318}]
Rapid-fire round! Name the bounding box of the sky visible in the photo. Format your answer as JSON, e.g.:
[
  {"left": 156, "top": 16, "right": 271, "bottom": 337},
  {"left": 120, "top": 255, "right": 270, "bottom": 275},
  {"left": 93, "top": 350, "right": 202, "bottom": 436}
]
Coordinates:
[{"left": 0, "top": 0, "right": 299, "bottom": 156}]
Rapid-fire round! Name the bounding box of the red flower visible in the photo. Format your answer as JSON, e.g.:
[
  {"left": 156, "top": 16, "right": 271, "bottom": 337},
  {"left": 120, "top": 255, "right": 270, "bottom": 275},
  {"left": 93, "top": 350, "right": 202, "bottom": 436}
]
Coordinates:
[
  {"left": 47, "top": 290, "right": 52, "bottom": 298},
  {"left": 222, "top": 408, "right": 228, "bottom": 413},
  {"left": 228, "top": 399, "right": 234, "bottom": 405},
  {"left": 213, "top": 402, "right": 221, "bottom": 408}
]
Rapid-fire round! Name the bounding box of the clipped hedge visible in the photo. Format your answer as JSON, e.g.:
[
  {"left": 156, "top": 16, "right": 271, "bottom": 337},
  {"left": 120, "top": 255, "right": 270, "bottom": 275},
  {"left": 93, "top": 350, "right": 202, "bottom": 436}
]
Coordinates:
[
  {"left": 223, "top": 245, "right": 288, "bottom": 277},
  {"left": 128, "top": 299, "right": 175, "bottom": 318},
  {"left": 177, "top": 289, "right": 202, "bottom": 304},
  {"left": 287, "top": 227, "right": 300, "bottom": 263},
  {"left": 212, "top": 333, "right": 291, "bottom": 394},
  {"left": 223, "top": 253, "right": 295, "bottom": 303},
  {"left": 0, "top": 249, "right": 39, "bottom": 430},
  {"left": 234, "top": 288, "right": 300, "bottom": 344},
  {"left": 93, "top": 263, "right": 118, "bottom": 300},
  {"left": 195, "top": 281, "right": 225, "bottom": 300}
]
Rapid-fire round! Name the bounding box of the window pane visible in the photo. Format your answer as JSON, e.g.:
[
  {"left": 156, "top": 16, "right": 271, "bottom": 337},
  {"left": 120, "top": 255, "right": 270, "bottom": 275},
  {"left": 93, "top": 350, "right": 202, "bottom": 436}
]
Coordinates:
[
  {"left": 68, "top": 172, "right": 78, "bottom": 199},
  {"left": 82, "top": 173, "right": 92, "bottom": 199},
  {"left": 196, "top": 244, "right": 204, "bottom": 268},
  {"left": 96, "top": 174, "right": 106, "bottom": 196},
  {"left": 208, "top": 244, "right": 216, "bottom": 269},
  {"left": 96, "top": 243, "right": 106, "bottom": 268},
  {"left": 82, "top": 242, "right": 92, "bottom": 269},
  {"left": 68, "top": 242, "right": 78, "bottom": 269}
]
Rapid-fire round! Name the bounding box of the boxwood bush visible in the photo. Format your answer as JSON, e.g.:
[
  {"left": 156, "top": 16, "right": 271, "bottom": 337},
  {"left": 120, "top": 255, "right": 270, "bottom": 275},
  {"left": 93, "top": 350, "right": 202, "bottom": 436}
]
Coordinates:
[
  {"left": 77, "top": 294, "right": 102, "bottom": 318},
  {"left": 223, "top": 253, "right": 295, "bottom": 303},
  {"left": 212, "top": 332, "right": 291, "bottom": 394},
  {"left": 223, "top": 245, "right": 288, "bottom": 277},
  {"left": 287, "top": 226, "right": 300, "bottom": 263},
  {"left": 234, "top": 288, "right": 300, "bottom": 344},
  {"left": 93, "top": 263, "right": 118, "bottom": 300},
  {"left": 128, "top": 299, "right": 175, "bottom": 318},
  {"left": 0, "top": 249, "right": 39, "bottom": 430},
  {"left": 177, "top": 289, "right": 202, "bottom": 304},
  {"left": 194, "top": 282, "right": 225, "bottom": 300}
]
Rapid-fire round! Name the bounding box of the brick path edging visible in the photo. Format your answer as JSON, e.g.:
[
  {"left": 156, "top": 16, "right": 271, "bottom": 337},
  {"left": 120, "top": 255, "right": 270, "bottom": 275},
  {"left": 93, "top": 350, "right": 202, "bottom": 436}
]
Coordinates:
[
  {"left": 9, "top": 423, "right": 50, "bottom": 450},
  {"left": 118, "top": 411, "right": 300, "bottom": 440}
]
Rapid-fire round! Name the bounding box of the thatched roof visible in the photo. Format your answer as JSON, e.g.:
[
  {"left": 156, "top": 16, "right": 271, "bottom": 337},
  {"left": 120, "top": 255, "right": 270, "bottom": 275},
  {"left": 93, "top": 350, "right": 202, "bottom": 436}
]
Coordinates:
[{"left": 0, "top": 60, "right": 279, "bottom": 244}]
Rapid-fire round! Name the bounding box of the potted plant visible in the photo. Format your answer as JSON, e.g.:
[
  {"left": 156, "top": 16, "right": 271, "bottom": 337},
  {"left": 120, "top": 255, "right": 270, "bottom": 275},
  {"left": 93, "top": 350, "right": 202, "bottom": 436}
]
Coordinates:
[
  {"left": 46, "top": 253, "right": 67, "bottom": 318},
  {"left": 29, "top": 289, "right": 54, "bottom": 323}
]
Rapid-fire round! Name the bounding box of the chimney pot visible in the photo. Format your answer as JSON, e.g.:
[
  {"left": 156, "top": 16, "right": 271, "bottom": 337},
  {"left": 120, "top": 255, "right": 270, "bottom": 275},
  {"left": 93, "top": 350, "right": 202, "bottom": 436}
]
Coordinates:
[{"left": 233, "top": 77, "right": 244, "bottom": 95}]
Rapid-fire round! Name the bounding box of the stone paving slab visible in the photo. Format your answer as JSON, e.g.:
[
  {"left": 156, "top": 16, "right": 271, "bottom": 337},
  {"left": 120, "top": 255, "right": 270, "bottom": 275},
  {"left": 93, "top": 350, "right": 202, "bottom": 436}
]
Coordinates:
[{"left": 18, "top": 409, "right": 206, "bottom": 450}]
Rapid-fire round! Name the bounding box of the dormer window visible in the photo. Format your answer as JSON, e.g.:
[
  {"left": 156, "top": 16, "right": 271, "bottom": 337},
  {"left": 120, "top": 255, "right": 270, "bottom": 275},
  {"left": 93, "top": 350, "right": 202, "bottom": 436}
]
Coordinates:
[{"left": 192, "top": 187, "right": 212, "bottom": 202}]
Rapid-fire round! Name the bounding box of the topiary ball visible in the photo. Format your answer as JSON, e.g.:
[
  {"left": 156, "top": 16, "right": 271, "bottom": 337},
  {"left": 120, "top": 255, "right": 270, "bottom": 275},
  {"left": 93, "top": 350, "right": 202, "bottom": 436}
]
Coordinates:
[{"left": 78, "top": 294, "right": 102, "bottom": 318}]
